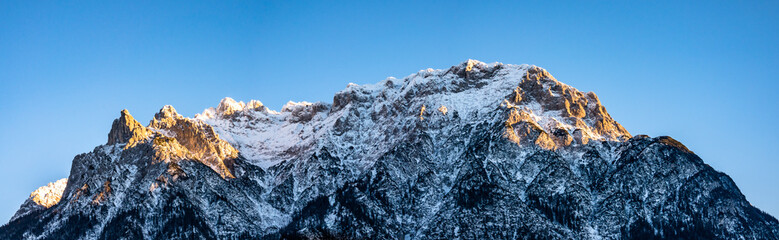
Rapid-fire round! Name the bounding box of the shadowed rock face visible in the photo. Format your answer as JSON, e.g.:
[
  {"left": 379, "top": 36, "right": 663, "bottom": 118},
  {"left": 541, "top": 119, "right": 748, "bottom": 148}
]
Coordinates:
[{"left": 2, "top": 60, "right": 777, "bottom": 240}]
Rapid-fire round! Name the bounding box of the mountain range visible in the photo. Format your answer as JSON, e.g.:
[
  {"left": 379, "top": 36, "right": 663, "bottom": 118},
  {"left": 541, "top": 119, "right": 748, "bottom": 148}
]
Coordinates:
[{"left": 2, "top": 60, "right": 777, "bottom": 239}]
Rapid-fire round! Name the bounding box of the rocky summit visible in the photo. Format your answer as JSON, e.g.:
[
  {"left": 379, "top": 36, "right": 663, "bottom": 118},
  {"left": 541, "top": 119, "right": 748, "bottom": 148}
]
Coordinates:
[{"left": 2, "top": 60, "right": 777, "bottom": 239}]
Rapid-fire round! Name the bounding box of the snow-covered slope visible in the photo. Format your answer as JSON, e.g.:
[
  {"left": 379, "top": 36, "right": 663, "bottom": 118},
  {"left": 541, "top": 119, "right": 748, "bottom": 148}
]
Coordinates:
[{"left": 2, "top": 60, "right": 777, "bottom": 239}]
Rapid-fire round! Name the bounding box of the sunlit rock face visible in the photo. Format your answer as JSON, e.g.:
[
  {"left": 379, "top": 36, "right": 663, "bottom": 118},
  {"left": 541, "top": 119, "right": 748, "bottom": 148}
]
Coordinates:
[
  {"left": 9, "top": 178, "right": 67, "bottom": 222},
  {"left": 2, "top": 60, "right": 778, "bottom": 239},
  {"left": 148, "top": 105, "right": 239, "bottom": 179},
  {"left": 106, "top": 109, "right": 150, "bottom": 147},
  {"left": 502, "top": 66, "right": 630, "bottom": 150}
]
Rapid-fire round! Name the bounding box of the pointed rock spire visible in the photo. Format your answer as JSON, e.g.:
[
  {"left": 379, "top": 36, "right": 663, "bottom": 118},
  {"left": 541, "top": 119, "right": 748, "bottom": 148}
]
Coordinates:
[
  {"left": 107, "top": 109, "right": 150, "bottom": 145},
  {"left": 154, "top": 105, "right": 182, "bottom": 121},
  {"left": 216, "top": 97, "right": 244, "bottom": 116},
  {"left": 149, "top": 105, "right": 185, "bottom": 130}
]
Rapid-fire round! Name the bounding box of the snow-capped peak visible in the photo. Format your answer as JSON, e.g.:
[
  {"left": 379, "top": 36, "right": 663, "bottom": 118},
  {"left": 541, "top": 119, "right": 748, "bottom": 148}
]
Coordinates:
[{"left": 217, "top": 97, "right": 245, "bottom": 116}]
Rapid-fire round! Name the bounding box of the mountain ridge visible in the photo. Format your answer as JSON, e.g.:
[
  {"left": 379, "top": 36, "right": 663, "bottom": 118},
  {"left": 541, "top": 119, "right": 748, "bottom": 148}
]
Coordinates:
[{"left": 2, "top": 60, "right": 777, "bottom": 239}]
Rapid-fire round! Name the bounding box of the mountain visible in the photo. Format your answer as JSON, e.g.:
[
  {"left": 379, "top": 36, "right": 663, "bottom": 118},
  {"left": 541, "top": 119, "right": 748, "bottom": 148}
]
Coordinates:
[{"left": 2, "top": 60, "right": 777, "bottom": 239}]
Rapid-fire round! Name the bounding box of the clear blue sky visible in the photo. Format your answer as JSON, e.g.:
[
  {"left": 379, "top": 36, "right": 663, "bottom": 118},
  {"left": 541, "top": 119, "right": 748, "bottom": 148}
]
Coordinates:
[{"left": 1, "top": 1, "right": 777, "bottom": 222}]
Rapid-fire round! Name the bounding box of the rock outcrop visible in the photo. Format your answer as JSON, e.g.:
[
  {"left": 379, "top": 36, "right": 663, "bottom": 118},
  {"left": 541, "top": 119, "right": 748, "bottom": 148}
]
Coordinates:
[
  {"left": 9, "top": 178, "right": 67, "bottom": 222},
  {"left": 106, "top": 109, "right": 150, "bottom": 147},
  {"left": 502, "top": 66, "right": 630, "bottom": 149},
  {"left": 147, "top": 105, "right": 239, "bottom": 179}
]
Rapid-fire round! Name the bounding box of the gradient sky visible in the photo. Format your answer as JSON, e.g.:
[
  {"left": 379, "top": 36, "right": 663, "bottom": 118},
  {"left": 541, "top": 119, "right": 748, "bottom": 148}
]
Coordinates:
[{"left": 1, "top": 1, "right": 777, "bottom": 222}]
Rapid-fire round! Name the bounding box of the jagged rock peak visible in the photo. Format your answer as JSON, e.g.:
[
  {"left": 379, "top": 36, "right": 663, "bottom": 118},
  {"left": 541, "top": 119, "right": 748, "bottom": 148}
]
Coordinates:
[
  {"left": 217, "top": 97, "right": 244, "bottom": 116},
  {"left": 447, "top": 59, "right": 503, "bottom": 80},
  {"left": 246, "top": 99, "right": 264, "bottom": 110},
  {"left": 154, "top": 105, "right": 182, "bottom": 121},
  {"left": 28, "top": 178, "right": 67, "bottom": 208},
  {"left": 147, "top": 104, "right": 240, "bottom": 179},
  {"left": 9, "top": 178, "right": 67, "bottom": 222},
  {"left": 197, "top": 97, "right": 268, "bottom": 118},
  {"left": 498, "top": 68, "right": 631, "bottom": 150},
  {"left": 506, "top": 65, "right": 632, "bottom": 144},
  {"left": 107, "top": 109, "right": 150, "bottom": 145},
  {"left": 526, "top": 65, "right": 555, "bottom": 80}
]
